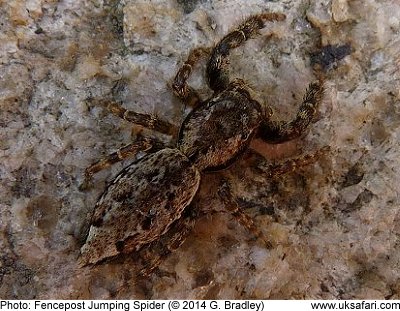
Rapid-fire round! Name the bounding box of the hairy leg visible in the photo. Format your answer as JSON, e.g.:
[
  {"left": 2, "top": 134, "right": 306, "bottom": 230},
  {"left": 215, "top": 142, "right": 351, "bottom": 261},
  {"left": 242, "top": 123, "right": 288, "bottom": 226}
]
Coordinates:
[
  {"left": 172, "top": 47, "right": 210, "bottom": 109},
  {"left": 80, "top": 137, "right": 164, "bottom": 190},
  {"left": 258, "top": 80, "right": 324, "bottom": 144},
  {"left": 106, "top": 101, "right": 178, "bottom": 136},
  {"left": 207, "top": 12, "right": 286, "bottom": 92},
  {"left": 256, "top": 146, "right": 330, "bottom": 177},
  {"left": 218, "top": 181, "right": 273, "bottom": 249}
]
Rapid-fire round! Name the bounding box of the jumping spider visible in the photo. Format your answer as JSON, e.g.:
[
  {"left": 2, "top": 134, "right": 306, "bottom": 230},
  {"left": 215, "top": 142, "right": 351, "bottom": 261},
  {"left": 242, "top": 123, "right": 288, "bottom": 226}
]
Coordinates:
[{"left": 80, "top": 12, "right": 325, "bottom": 275}]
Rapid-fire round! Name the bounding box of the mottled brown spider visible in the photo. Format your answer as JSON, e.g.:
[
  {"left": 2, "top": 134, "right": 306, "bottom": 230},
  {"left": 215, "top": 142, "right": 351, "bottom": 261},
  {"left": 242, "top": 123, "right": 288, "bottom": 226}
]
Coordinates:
[{"left": 80, "top": 12, "right": 325, "bottom": 276}]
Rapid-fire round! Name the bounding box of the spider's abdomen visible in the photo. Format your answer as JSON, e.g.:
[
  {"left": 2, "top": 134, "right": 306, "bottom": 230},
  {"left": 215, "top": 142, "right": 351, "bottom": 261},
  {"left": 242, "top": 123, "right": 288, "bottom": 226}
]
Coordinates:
[
  {"left": 177, "top": 87, "right": 262, "bottom": 171},
  {"left": 81, "top": 148, "right": 200, "bottom": 265}
]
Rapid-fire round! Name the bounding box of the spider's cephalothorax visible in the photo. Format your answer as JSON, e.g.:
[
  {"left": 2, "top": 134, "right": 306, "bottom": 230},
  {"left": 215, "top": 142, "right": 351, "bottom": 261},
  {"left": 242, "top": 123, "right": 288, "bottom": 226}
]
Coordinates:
[
  {"left": 80, "top": 12, "right": 325, "bottom": 275},
  {"left": 177, "top": 81, "right": 263, "bottom": 171}
]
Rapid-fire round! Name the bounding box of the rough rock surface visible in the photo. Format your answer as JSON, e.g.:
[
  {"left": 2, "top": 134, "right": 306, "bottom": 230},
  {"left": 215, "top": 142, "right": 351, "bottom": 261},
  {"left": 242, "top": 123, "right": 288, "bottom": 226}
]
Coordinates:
[{"left": 1, "top": 0, "right": 400, "bottom": 299}]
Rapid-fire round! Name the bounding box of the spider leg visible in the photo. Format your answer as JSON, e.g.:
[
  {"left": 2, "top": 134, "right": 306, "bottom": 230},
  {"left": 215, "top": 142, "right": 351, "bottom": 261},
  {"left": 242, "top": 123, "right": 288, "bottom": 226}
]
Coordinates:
[
  {"left": 218, "top": 181, "right": 273, "bottom": 249},
  {"left": 136, "top": 206, "right": 198, "bottom": 277},
  {"left": 207, "top": 12, "right": 286, "bottom": 92},
  {"left": 256, "top": 146, "right": 330, "bottom": 177},
  {"left": 258, "top": 80, "right": 324, "bottom": 144},
  {"left": 172, "top": 47, "right": 210, "bottom": 109},
  {"left": 105, "top": 101, "right": 178, "bottom": 136},
  {"left": 79, "top": 137, "right": 164, "bottom": 191}
]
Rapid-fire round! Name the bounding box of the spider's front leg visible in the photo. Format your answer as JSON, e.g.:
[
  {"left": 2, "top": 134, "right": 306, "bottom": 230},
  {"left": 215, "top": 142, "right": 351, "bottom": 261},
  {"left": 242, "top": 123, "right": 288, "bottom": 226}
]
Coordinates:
[
  {"left": 218, "top": 181, "right": 273, "bottom": 249},
  {"left": 79, "top": 136, "right": 164, "bottom": 191},
  {"left": 207, "top": 12, "right": 286, "bottom": 92},
  {"left": 106, "top": 101, "right": 178, "bottom": 136},
  {"left": 172, "top": 47, "right": 210, "bottom": 109},
  {"left": 80, "top": 96, "right": 179, "bottom": 190},
  {"left": 258, "top": 80, "right": 324, "bottom": 144}
]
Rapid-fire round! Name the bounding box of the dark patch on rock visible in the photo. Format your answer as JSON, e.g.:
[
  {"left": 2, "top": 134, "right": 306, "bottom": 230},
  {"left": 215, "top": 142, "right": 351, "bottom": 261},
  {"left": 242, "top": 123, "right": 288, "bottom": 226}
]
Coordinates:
[
  {"left": 193, "top": 268, "right": 214, "bottom": 288},
  {"left": 311, "top": 44, "right": 352, "bottom": 71},
  {"left": 341, "top": 163, "right": 364, "bottom": 188},
  {"left": 176, "top": 0, "right": 200, "bottom": 14},
  {"left": 344, "top": 189, "right": 374, "bottom": 213}
]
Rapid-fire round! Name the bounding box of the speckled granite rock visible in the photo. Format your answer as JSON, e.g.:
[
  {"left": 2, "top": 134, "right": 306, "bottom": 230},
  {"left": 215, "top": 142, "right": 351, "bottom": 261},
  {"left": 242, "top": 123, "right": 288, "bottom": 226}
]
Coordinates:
[{"left": 1, "top": 0, "right": 399, "bottom": 299}]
